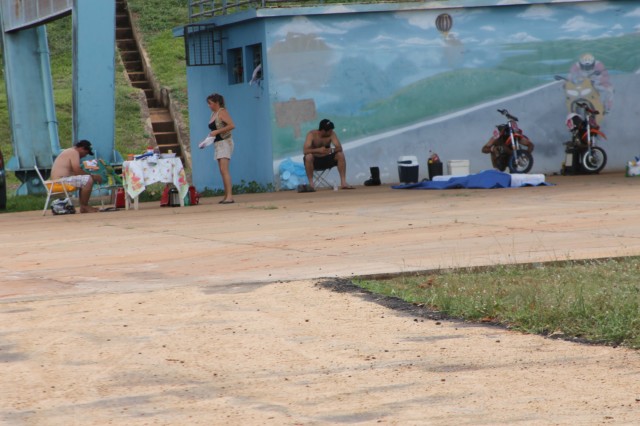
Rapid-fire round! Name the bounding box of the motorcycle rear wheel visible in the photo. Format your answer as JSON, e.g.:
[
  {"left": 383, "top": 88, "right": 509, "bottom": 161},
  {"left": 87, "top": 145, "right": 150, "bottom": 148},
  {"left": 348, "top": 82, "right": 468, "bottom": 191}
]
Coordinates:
[
  {"left": 580, "top": 146, "right": 607, "bottom": 174},
  {"left": 508, "top": 150, "right": 533, "bottom": 174}
]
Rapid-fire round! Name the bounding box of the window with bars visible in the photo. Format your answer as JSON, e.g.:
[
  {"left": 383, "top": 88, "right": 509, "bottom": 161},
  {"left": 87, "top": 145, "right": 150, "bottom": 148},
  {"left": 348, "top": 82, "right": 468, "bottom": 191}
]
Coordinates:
[
  {"left": 184, "top": 24, "right": 223, "bottom": 66},
  {"left": 245, "top": 43, "right": 262, "bottom": 83},
  {"left": 228, "top": 48, "right": 244, "bottom": 84}
]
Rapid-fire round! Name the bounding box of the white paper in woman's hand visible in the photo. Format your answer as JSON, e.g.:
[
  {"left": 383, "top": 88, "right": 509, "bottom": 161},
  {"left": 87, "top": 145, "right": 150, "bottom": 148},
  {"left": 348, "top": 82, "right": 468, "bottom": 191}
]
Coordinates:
[{"left": 199, "top": 136, "right": 215, "bottom": 149}]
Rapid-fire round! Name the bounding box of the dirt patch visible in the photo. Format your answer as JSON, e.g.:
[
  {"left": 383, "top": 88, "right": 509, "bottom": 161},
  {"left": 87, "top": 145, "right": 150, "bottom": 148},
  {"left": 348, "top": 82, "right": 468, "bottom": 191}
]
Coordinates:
[{"left": 2, "top": 280, "right": 639, "bottom": 425}]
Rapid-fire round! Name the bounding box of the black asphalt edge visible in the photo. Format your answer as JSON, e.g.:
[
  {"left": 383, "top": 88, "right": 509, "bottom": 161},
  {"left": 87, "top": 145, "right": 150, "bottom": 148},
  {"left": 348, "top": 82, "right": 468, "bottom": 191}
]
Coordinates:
[{"left": 316, "top": 277, "right": 471, "bottom": 324}]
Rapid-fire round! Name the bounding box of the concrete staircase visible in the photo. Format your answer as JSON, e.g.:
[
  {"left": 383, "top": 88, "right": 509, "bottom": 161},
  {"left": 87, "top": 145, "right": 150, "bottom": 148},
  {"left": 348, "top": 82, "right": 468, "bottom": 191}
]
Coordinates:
[{"left": 115, "top": 0, "right": 188, "bottom": 166}]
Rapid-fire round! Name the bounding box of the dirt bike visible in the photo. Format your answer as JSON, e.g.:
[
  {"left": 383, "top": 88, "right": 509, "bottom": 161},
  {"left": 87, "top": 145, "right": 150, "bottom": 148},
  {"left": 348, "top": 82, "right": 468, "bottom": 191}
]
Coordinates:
[
  {"left": 563, "top": 102, "right": 607, "bottom": 175},
  {"left": 486, "top": 109, "right": 534, "bottom": 174},
  {"left": 554, "top": 73, "right": 604, "bottom": 126}
]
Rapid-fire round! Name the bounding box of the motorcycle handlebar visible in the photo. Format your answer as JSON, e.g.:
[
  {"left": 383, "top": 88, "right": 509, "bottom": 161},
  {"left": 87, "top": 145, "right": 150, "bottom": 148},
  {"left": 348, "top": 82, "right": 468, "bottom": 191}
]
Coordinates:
[
  {"left": 497, "top": 109, "right": 518, "bottom": 122},
  {"left": 576, "top": 102, "right": 600, "bottom": 115}
]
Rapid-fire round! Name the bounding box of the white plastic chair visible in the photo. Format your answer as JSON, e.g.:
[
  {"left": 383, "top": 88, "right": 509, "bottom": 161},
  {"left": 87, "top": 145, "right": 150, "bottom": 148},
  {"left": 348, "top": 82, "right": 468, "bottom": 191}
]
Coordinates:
[{"left": 34, "top": 165, "right": 78, "bottom": 215}]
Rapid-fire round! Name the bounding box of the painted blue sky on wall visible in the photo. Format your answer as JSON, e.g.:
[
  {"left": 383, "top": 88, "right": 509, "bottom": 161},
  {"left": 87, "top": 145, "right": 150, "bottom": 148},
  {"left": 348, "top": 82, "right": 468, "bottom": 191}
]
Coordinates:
[{"left": 268, "top": 2, "right": 639, "bottom": 104}]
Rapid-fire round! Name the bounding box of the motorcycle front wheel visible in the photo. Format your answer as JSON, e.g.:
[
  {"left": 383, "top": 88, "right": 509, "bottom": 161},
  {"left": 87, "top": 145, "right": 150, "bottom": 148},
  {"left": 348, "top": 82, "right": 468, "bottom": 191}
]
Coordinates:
[
  {"left": 580, "top": 146, "right": 607, "bottom": 174},
  {"left": 508, "top": 150, "right": 533, "bottom": 174}
]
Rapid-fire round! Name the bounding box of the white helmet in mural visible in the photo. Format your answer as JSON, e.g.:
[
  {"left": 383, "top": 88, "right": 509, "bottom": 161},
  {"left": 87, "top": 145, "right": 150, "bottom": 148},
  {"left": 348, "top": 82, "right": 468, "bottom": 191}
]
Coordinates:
[
  {"left": 578, "top": 53, "right": 596, "bottom": 72},
  {"left": 566, "top": 113, "right": 582, "bottom": 130}
]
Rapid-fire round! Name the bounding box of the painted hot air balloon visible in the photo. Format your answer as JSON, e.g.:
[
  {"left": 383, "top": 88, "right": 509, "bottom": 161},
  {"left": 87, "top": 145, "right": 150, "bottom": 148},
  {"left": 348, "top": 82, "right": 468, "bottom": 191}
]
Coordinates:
[{"left": 436, "top": 13, "right": 453, "bottom": 39}]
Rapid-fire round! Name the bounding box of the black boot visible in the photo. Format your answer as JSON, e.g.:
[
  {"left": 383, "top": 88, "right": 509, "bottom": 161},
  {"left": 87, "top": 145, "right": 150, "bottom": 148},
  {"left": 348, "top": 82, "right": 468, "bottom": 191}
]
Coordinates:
[{"left": 364, "top": 167, "right": 381, "bottom": 186}]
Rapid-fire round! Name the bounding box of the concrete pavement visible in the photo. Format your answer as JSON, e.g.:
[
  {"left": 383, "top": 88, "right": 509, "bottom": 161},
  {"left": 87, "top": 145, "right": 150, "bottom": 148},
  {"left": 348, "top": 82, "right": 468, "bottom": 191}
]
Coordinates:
[{"left": 2, "top": 172, "right": 639, "bottom": 301}]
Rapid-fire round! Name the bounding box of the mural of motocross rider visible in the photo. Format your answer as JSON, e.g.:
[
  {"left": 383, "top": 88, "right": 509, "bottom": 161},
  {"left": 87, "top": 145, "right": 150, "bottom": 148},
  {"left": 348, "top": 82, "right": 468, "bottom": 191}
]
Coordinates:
[{"left": 567, "top": 53, "right": 614, "bottom": 115}]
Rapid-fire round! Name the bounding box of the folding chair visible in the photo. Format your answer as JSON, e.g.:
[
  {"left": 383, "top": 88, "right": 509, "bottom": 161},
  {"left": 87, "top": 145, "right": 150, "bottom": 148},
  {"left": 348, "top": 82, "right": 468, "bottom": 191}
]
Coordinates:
[
  {"left": 313, "top": 165, "right": 335, "bottom": 189},
  {"left": 34, "top": 165, "right": 78, "bottom": 216},
  {"left": 82, "top": 155, "right": 123, "bottom": 209}
]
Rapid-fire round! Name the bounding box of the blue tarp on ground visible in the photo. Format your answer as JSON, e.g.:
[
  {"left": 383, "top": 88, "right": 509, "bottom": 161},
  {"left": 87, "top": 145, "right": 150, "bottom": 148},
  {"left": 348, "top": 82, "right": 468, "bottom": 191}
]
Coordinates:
[{"left": 392, "top": 170, "right": 551, "bottom": 190}]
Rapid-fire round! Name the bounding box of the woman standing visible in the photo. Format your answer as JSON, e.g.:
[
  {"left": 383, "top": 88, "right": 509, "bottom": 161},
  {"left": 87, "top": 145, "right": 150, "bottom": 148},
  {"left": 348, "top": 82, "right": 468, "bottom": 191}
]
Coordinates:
[{"left": 206, "top": 93, "right": 236, "bottom": 204}]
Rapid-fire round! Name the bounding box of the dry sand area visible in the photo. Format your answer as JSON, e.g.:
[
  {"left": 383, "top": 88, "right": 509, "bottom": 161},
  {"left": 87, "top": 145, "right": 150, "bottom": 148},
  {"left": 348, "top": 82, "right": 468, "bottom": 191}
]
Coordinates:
[{"left": 1, "top": 173, "right": 639, "bottom": 425}]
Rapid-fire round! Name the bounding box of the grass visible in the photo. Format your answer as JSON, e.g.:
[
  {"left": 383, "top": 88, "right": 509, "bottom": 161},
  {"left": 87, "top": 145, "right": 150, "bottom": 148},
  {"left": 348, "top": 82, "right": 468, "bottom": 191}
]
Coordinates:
[
  {"left": 354, "top": 258, "right": 640, "bottom": 349},
  {"left": 127, "top": 0, "right": 190, "bottom": 125},
  {"left": 42, "top": 15, "right": 153, "bottom": 157},
  {"left": 1, "top": 195, "right": 51, "bottom": 213}
]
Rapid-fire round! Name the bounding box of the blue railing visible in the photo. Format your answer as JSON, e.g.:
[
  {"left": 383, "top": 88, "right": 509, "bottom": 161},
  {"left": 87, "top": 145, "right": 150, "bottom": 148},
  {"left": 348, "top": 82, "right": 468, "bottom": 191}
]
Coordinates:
[
  {"left": 189, "top": 1, "right": 292, "bottom": 22},
  {"left": 188, "top": 1, "right": 429, "bottom": 22}
]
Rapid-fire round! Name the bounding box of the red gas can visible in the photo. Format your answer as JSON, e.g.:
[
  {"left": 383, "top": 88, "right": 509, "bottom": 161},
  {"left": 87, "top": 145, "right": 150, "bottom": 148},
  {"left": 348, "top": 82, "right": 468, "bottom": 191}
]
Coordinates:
[{"left": 115, "top": 187, "right": 126, "bottom": 208}]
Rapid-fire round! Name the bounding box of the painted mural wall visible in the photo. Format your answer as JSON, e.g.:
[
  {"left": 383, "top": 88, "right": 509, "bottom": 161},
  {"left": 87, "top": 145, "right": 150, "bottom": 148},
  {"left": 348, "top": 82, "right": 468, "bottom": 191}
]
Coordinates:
[{"left": 266, "top": 1, "right": 640, "bottom": 184}]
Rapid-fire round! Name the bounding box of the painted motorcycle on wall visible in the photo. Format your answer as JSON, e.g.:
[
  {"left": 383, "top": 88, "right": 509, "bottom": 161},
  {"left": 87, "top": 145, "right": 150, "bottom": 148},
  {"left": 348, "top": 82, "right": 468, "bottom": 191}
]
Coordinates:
[
  {"left": 562, "top": 102, "right": 608, "bottom": 175},
  {"left": 554, "top": 74, "right": 605, "bottom": 126}
]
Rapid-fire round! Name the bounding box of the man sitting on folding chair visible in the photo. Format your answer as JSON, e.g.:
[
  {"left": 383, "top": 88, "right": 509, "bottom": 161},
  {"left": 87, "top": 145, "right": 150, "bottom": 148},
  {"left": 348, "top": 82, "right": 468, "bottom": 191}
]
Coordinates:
[
  {"left": 50, "top": 140, "right": 104, "bottom": 213},
  {"left": 302, "top": 118, "right": 354, "bottom": 192}
]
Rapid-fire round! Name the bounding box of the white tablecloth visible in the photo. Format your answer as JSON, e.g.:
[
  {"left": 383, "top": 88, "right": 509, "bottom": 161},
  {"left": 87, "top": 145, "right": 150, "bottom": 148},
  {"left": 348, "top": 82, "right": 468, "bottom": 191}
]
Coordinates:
[{"left": 123, "top": 158, "right": 189, "bottom": 201}]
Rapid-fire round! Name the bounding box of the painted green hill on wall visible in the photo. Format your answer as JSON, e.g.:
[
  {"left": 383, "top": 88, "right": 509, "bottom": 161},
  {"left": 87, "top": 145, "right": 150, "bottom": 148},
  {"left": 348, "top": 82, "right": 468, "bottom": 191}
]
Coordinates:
[{"left": 272, "top": 31, "right": 640, "bottom": 158}]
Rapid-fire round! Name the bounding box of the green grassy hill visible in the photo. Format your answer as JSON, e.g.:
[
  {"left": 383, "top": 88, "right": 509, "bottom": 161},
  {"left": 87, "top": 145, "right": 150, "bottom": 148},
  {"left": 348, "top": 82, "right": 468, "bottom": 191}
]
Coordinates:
[{"left": 0, "top": 0, "right": 189, "bottom": 193}]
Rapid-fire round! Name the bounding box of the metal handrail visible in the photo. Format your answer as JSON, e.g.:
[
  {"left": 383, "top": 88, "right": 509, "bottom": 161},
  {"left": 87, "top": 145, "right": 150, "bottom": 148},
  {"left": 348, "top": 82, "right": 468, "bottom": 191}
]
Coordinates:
[
  {"left": 192, "top": 1, "right": 415, "bottom": 22},
  {"left": 189, "top": 0, "right": 257, "bottom": 21}
]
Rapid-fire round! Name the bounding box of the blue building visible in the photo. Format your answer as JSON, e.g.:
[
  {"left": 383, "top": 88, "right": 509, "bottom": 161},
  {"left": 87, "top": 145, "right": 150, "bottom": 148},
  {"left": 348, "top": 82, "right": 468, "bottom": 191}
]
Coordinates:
[{"left": 180, "top": 0, "right": 640, "bottom": 191}]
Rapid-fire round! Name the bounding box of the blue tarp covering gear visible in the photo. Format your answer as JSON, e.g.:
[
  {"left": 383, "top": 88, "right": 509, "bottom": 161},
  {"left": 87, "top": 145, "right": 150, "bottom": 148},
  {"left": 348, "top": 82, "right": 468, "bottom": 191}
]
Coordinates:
[{"left": 392, "top": 169, "right": 550, "bottom": 190}]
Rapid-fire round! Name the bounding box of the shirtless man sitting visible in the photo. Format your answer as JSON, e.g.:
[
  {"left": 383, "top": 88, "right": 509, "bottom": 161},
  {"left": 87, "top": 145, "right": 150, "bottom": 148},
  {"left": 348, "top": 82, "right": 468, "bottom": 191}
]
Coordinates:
[
  {"left": 50, "top": 140, "right": 103, "bottom": 213},
  {"left": 303, "top": 119, "right": 353, "bottom": 190}
]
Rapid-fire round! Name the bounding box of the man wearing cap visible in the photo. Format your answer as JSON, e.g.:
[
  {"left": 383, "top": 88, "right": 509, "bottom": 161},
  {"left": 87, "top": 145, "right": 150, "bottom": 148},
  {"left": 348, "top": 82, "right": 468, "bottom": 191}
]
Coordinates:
[
  {"left": 50, "top": 140, "right": 103, "bottom": 213},
  {"left": 303, "top": 118, "right": 354, "bottom": 190}
]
